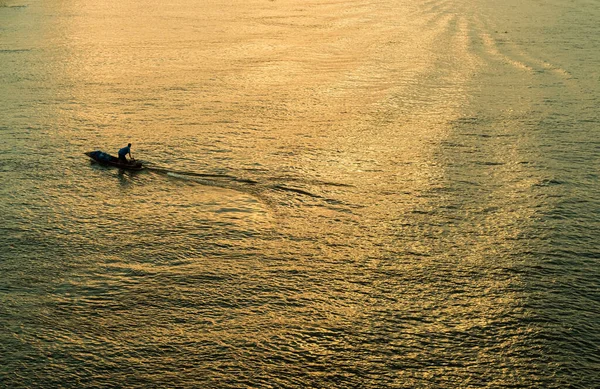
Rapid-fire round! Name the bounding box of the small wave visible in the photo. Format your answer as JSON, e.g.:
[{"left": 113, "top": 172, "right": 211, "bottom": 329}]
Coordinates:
[
  {"left": 271, "top": 184, "right": 322, "bottom": 198},
  {"left": 534, "top": 179, "right": 566, "bottom": 187},
  {"left": 166, "top": 172, "right": 191, "bottom": 180},
  {"left": 270, "top": 175, "right": 354, "bottom": 188}
]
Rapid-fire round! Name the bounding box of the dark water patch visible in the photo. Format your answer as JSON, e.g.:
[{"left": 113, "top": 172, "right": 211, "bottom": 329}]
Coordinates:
[
  {"left": 0, "top": 4, "right": 28, "bottom": 9},
  {"left": 0, "top": 48, "right": 31, "bottom": 53},
  {"left": 411, "top": 209, "right": 434, "bottom": 215},
  {"left": 455, "top": 179, "right": 482, "bottom": 187},
  {"left": 451, "top": 116, "right": 481, "bottom": 125},
  {"left": 474, "top": 160, "right": 505, "bottom": 166},
  {"left": 461, "top": 132, "right": 492, "bottom": 138},
  {"left": 440, "top": 140, "right": 469, "bottom": 148}
]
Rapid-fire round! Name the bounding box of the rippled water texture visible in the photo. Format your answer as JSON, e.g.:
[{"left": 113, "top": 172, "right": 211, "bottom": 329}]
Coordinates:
[{"left": 1, "top": 0, "right": 599, "bottom": 387}]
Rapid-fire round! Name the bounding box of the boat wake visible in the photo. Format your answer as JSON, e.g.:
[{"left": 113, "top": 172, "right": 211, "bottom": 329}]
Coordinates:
[
  {"left": 145, "top": 165, "right": 351, "bottom": 208},
  {"left": 148, "top": 167, "right": 259, "bottom": 184}
]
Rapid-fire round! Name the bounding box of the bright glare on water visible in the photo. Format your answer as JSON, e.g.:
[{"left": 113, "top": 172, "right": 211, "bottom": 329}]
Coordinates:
[{"left": 1, "top": 0, "right": 599, "bottom": 387}]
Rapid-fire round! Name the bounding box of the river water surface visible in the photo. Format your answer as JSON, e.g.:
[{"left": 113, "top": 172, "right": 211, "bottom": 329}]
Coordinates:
[{"left": 1, "top": 0, "right": 599, "bottom": 387}]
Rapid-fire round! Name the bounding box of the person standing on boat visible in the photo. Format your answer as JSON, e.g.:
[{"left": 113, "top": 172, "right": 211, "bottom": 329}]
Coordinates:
[{"left": 118, "top": 143, "right": 132, "bottom": 163}]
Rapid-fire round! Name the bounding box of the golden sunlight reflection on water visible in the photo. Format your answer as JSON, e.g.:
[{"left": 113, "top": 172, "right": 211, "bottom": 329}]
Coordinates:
[{"left": 1, "top": 0, "right": 599, "bottom": 387}]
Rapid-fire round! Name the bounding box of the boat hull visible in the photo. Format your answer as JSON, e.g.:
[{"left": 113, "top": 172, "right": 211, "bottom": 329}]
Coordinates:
[{"left": 85, "top": 151, "right": 144, "bottom": 171}]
